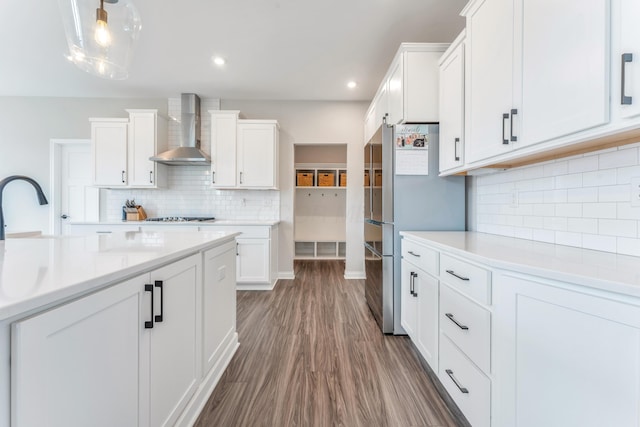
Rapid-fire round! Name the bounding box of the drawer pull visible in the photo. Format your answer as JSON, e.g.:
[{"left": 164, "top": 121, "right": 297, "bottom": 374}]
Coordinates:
[
  {"left": 445, "top": 369, "right": 469, "bottom": 394},
  {"left": 446, "top": 269, "right": 469, "bottom": 281},
  {"left": 445, "top": 313, "right": 469, "bottom": 330},
  {"left": 407, "top": 250, "right": 421, "bottom": 258}
]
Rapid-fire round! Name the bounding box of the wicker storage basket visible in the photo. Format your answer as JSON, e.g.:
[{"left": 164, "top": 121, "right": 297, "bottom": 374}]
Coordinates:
[
  {"left": 339, "top": 172, "right": 347, "bottom": 187},
  {"left": 374, "top": 172, "right": 382, "bottom": 187},
  {"left": 318, "top": 172, "right": 335, "bottom": 187},
  {"left": 364, "top": 171, "right": 370, "bottom": 186},
  {"left": 297, "top": 172, "right": 314, "bottom": 186}
]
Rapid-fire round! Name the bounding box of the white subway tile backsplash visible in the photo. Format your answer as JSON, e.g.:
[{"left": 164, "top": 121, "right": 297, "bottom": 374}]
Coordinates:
[
  {"left": 568, "top": 155, "right": 599, "bottom": 173},
  {"left": 582, "top": 203, "right": 617, "bottom": 219},
  {"left": 598, "top": 219, "right": 638, "bottom": 238},
  {"left": 474, "top": 144, "right": 640, "bottom": 255},
  {"left": 599, "top": 147, "right": 638, "bottom": 169}
]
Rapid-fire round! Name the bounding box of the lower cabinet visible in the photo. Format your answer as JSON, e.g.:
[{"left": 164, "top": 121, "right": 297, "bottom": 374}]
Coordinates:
[
  {"left": 400, "top": 259, "right": 439, "bottom": 372},
  {"left": 236, "top": 238, "right": 269, "bottom": 284},
  {"left": 12, "top": 274, "right": 146, "bottom": 427},
  {"left": 146, "top": 255, "right": 201, "bottom": 427},
  {"left": 11, "top": 241, "right": 237, "bottom": 427},
  {"left": 493, "top": 272, "right": 640, "bottom": 427}
]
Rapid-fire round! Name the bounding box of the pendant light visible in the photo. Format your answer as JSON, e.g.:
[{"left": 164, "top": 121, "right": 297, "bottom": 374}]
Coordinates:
[{"left": 58, "top": 0, "right": 142, "bottom": 80}]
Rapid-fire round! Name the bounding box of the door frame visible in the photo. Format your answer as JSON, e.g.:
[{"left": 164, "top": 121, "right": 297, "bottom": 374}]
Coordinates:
[{"left": 49, "top": 138, "right": 94, "bottom": 235}]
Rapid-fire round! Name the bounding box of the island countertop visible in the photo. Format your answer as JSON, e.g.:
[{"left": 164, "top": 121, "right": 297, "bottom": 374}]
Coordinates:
[{"left": 0, "top": 230, "right": 239, "bottom": 321}]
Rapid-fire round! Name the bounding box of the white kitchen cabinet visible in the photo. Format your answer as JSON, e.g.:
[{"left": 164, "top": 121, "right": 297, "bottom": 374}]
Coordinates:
[
  {"left": 237, "top": 120, "right": 279, "bottom": 189},
  {"left": 202, "top": 243, "right": 237, "bottom": 374},
  {"left": 210, "top": 112, "right": 279, "bottom": 189},
  {"left": 439, "top": 31, "right": 466, "bottom": 173},
  {"left": 400, "top": 259, "right": 418, "bottom": 339},
  {"left": 613, "top": 0, "right": 640, "bottom": 120},
  {"left": 146, "top": 254, "right": 201, "bottom": 427},
  {"left": 12, "top": 274, "right": 148, "bottom": 427},
  {"left": 126, "top": 109, "right": 168, "bottom": 188},
  {"left": 91, "top": 110, "right": 167, "bottom": 188},
  {"left": 463, "top": 0, "right": 514, "bottom": 163},
  {"left": 210, "top": 110, "right": 239, "bottom": 187},
  {"left": 401, "top": 240, "right": 439, "bottom": 372},
  {"left": 236, "top": 238, "right": 270, "bottom": 284},
  {"left": 493, "top": 272, "right": 640, "bottom": 427},
  {"left": 463, "top": 0, "right": 610, "bottom": 165},
  {"left": 91, "top": 118, "right": 129, "bottom": 187},
  {"left": 386, "top": 44, "right": 446, "bottom": 125}
]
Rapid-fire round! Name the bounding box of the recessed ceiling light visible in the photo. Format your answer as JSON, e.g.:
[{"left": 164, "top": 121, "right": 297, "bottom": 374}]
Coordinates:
[
  {"left": 347, "top": 81, "right": 357, "bottom": 89},
  {"left": 213, "top": 56, "right": 226, "bottom": 66}
]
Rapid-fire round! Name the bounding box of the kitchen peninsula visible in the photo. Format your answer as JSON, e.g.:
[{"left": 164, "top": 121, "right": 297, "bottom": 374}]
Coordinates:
[{"left": 0, "top": 230, "right": 239, "bottom": 427}]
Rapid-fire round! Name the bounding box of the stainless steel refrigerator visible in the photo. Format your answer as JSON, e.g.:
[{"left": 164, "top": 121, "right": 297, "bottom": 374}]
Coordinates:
[{"left": 364, "top": 123, "right": 465, "bottom": 334}]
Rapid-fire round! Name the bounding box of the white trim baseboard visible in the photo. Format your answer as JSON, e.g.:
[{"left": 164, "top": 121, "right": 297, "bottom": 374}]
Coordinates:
[
  {"left": 344, "top": 270, "right": 365, "bottom": 280},
  {"left": 278, "top": 271, "right": 295, "bottom": 280}
]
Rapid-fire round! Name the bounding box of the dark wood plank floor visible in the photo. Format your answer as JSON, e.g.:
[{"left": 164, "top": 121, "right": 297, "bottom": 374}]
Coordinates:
[{"left": 195, "top": 260, "right": 460, "bottom": 427}]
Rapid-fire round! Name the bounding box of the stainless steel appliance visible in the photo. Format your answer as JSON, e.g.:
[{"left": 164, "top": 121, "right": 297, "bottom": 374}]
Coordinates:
[{"left": 364, "top": 123, "right": 465, "bottom": 334}]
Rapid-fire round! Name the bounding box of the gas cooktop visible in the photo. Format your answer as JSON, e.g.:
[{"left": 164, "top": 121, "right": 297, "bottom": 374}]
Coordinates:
[{"left": 144, "top": 217, "right": 216, "bottom": 222}]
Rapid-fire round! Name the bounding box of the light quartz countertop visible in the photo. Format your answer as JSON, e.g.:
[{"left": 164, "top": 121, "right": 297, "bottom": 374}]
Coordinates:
[
  {"left": 69, "top": 220, "right": 280, "bottom": 226},
  {"left": 401, "top": 231, "right": 640, "bottom": 298},
  {"left": 0, "top": 230, "right": 238, "bottom": 321}
]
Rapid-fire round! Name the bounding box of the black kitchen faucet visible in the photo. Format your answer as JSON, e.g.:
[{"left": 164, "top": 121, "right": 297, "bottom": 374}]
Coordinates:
[{"left": 0, "top": 175, "right": 48, "bottom": 241}]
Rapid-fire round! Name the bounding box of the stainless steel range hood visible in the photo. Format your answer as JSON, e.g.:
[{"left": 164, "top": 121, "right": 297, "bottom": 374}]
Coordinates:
[{"left": 150, "top": 93, "right": 211, "bottom": 166}]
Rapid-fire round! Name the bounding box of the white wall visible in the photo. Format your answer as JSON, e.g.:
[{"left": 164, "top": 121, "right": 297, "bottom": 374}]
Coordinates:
[
  {"left": 468, "top": 143, "right": 640, "bottom": 256},
  {"left": 222, "top": 100, "right": 368, "bottom": 279},
  {"left": 0, "top": 97, "right": 167, "bottom": 235}
]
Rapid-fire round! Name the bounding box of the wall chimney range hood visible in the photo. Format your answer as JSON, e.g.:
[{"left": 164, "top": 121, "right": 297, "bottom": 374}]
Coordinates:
[{"left": 150, "top": 93, "right": 211, "bottom": 166}]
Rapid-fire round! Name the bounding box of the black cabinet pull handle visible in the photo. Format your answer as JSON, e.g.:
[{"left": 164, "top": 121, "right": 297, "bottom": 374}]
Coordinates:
[
  {"left": 144, "top": 284, "right": 154, "bottom": 329},
  {"left": 212, "top": 170, "right": 216, "bottom": 184},
  {"left": 407, "top": 250, "right": 421, "bottom": 258},
  {"left": 622, "top": 53, "right": 633, "bottom": 105},
  {"left": 412, "top": 272, "right": 418, "bottom": 297},
  {"left": 149, "top": 170, "right": 153, "bottom": 184},
  {"left": 121, "top": 170, "right": 126, "bottom": 183},
  {"left": 445, "top": 369, "right": 469, "bottom": 394},
  {"left": 446, "top": 269, "right": 470, "bottom": 281},
  {"left": 502, "top": 113, "right": 509, "bottom": 144},
  {"left": 454, "top": 137, "right": 460, "bottom": 161},
  {"left": 445, "top": 313, "right": 469, "bottom": 330},
  {"left": 239, "top": 171, "right": 243, "bottom": 184},
  {"left": 154, "top": 280, "right": 164, "bottom": 323},
  {"left": 510, "top": 109, "right": 518, "bottom": 142},
  {"left": 409, "top": 272, "right": 415, "bottom": 296}
]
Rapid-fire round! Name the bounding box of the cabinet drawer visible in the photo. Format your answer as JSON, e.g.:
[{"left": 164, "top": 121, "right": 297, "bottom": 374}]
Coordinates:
[
  {"left": 440, "top": 284, "right": 491, "bottom": 373},
  {"left": 401, "top": 239, "right": 438, "bottom": 276},
  {"left": 439, "top": 334, "right": 491, "bottom": 427},
  {"left": 440, "top": 253, "right": 491, "bottom": 305}
]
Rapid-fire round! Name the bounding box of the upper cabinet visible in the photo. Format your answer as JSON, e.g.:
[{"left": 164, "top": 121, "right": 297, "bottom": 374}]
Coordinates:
[
  {"left": 444, "top": 0, "right": 640, "bottom": 175},
  {"left": 91, "top": 109, "right": 167, "bottom": 188},
  {"left": 439, "top": 31, "right": 466, "bottom": 173},
  {"left": 613, "top": 0, "right": 640, "bottom": 120},
  {"left": 210, "top": 111, "right": 279, "bottom": 190},
  {"left": 364, "top": 43, "right": 448, "bottom": 145}
]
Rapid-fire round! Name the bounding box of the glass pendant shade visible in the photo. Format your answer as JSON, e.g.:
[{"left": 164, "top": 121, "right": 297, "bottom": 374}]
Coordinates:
[{"left": 58, "top": 0, "right": 142, "bottom": 80}]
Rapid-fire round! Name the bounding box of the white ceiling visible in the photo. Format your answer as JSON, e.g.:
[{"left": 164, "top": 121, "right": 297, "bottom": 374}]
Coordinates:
[{"left": 1, "top": 0, "right": 467, "bottom": 101}]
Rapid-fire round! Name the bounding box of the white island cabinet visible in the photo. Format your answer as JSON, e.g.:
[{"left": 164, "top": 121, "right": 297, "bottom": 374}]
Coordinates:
[
  {"left": 0, "top": 231, "right": 239, "bottom": 427},
  {"left": 400, "top": 231, "right": 640, "bottom": 427}
]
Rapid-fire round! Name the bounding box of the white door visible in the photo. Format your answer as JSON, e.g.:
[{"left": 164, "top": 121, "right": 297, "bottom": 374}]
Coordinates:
[
  {"left": 519, "top": 0, "right": 609, "bottom": 146},
  {"left": 387, "top": 58, "right": 403, "bottom": 125},
  {"left": 210, "top": 111, "right": 238, "bottom": 188},
  {"left": 237, "top": 123, "right": 276, "bottom": 188},
  {"left": 465, "top": 0, "right": 514, "bottom": 163},
  {"left": 147, "top": 254, "right": 200, "bottom": 427},
  {"left": 128, "top": 111, "right": 157, "bottom": 187},
  {"left": 59, "top": 142, "right": 99, "bottom": 235},
  {"left": 12, "top": 274, "right": 146, "bottom": 427},
  {"left": 91, "top": 119, "right": 128, "bottom": 186}
]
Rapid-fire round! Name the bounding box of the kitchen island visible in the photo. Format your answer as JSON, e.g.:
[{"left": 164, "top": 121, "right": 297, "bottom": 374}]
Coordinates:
[{"left": 0, "top": 230, "right": 240, "bottom": 427}]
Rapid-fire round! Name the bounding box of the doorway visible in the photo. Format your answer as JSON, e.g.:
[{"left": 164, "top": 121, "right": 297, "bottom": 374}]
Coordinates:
[{"left": 50, "top": 139, "right": 99, "bottom": 235}]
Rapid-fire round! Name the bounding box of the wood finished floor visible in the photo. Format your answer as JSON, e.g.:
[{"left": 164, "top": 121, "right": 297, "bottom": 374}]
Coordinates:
[{"left": 195, "top": 260, "right": 459, "bottom": 427}]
